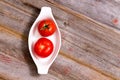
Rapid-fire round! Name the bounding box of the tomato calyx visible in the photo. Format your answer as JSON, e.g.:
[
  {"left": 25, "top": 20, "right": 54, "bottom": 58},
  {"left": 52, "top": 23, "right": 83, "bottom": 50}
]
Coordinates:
[
  {"left": 38, "top": 19, "right": 56, "bottom": 37},
  {"left": 40, "top": 23, "right": 50, "bottom": 30}
]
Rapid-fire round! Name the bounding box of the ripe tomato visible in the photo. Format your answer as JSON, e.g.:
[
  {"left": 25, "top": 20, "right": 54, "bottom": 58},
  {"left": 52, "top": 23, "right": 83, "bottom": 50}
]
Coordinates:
[
  {"left": 34, "top": 38, "right": 53, "bottom": 58},
  {"left": 38, "top": 19, "right": 56, "bottom": 37}
]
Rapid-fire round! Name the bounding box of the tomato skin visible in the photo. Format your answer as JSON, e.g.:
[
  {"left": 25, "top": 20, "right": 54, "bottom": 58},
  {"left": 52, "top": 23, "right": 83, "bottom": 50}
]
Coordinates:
[
  {"left": 34, "top": 38, "right": 53, "bottom": 58},
  {"left": 38, "top": 19, "right": 56, "bottom": 37}
]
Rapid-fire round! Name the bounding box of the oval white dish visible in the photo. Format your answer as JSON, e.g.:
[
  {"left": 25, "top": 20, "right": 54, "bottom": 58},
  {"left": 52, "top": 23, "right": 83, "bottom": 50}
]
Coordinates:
[{"left": 28, "top": 7, "right": 61, "bottom": 74}]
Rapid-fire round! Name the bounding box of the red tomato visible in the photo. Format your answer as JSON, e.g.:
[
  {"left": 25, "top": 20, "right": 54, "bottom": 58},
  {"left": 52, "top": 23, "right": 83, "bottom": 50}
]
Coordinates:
[
  {"left": 34, "top": 38, "right": 53, "bottom": 58},
  {"left": 38, "top": 19, "right": 56, "bottom": 37}
]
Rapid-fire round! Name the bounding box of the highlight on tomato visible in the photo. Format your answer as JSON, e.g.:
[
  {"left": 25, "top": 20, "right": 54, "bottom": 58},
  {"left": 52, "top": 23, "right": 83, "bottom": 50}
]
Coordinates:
[{"left": 33, "top": 38, "right": 54, "bottom": 58}]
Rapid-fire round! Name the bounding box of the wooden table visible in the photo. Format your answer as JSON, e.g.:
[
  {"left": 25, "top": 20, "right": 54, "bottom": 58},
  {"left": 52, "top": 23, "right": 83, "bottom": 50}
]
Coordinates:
[{"left": 0, "top": 0, "right": 120, "bottom": 80}]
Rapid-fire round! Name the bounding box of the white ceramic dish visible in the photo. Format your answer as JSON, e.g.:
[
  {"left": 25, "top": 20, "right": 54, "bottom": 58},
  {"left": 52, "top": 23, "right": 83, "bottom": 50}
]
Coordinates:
[{"left": 28, "top": 7, "right": 61, "bottom": 74}]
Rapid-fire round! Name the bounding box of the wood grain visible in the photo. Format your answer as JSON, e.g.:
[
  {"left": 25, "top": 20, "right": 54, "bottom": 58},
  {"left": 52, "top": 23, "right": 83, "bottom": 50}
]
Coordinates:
[
  {"left": 0, "top": 27, "right": 112, "bottom": 80},
  {"left": 0, "top": 0, "right": 120, "bottom": 80},
  {"left": 47, "top": 0, "right": 120, "bottom": 29},
  {"left": 3, "top": 0, "right": 39, "bottom": 16},
  {"left": 22, "top": 0, "right": 120, "bottom": 79}
]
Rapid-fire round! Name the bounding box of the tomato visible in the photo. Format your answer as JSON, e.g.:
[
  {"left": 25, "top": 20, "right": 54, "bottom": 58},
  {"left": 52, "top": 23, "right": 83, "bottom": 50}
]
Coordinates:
[
  {"left": 34, "top": 38, "right": 54, "bottom": 58},
  {"left": 38, "top": 19, "right": 56, "bottom": 37}
]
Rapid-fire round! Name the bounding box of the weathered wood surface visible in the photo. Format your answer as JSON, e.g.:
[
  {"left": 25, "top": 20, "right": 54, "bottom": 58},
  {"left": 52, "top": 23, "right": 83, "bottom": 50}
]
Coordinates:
[
  {"left": 0, "top": 0, "right": 120, "bottom": 80},
  {"left": 47, "top": 0, "right": 120, "bottom": 29}
]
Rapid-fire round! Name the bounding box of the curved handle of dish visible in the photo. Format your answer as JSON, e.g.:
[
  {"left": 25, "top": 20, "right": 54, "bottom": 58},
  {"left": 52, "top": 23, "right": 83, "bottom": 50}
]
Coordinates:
[
  {"left": 40, "top": 7, "right": 53, "bottom": 18},
  {"left": 37, "top": 65, "right": 50, "bottom": 74}
]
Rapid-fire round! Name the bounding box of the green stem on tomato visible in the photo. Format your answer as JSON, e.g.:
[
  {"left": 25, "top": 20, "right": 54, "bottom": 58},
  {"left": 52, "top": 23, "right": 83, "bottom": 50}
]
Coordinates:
[{"left": 40, "top": 24, "right": 49, "bottom": 30}]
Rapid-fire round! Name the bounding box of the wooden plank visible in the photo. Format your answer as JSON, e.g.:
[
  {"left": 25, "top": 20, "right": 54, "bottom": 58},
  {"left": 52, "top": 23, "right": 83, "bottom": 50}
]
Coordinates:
[
  {"left": 2, "top": 0, "right": 39, "bottom": 16},
  {"left": 46, "top": 0, "right": 120, "bottom": 29},
  {"left": 0, "top": 53, "right": 60, "bottom": 80},
  {"left": 0, "top": 29, "right": 112, "bottom": 80},
  {"left": 0, "top": 0, "right": 120, "bottom": 79},
  {"left": 0, "top": 1, "right": 35, "bottom": 35}
]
